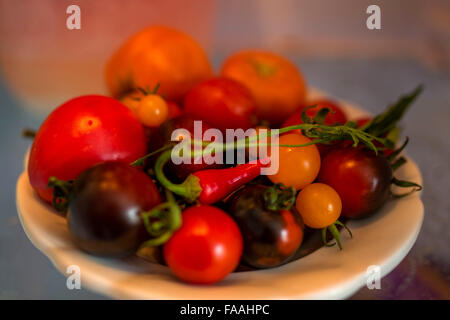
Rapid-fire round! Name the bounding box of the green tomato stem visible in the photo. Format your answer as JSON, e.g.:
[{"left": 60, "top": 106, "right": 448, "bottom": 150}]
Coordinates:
[{"left": 140, "top": 189, "right": 182, "bottom": 247}]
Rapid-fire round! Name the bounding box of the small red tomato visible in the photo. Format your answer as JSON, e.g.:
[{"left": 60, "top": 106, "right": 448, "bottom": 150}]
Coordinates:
[
  {"left": 163, "top": 205, "right": 243, "bottom": 284},
  {"left": 166, "top": 101, "right": 184, "bottom": 119},
  {"left": 355, "top": 117, "right": 372, "bottom": 128},
  {"left": 183, "top": 77, "right": 256, "bottom": 132},
  {"left": 318, "top": 146, "right": 393, "bottom": 219},
  {"left": 283, "top": 99, "right": 347, "bottom": 127},
  {"left": 282, "top": 99, "right": 347, "bottom": 158},
  {"left": 28, "top": 95, "right": 147, "bottom": 202}
]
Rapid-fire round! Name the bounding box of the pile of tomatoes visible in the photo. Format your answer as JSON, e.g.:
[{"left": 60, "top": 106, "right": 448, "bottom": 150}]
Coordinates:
[{"left": 27, "top": 26, "right": 421, "bottom": 285}]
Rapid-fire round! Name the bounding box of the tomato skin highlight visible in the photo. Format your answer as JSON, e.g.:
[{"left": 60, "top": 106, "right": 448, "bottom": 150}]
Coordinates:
[
  {"left": 296, "top": 183, "right": 342, "bottom": 229},
  {"left": 28, "top": 95, "right": 147, "bottom": 203},
  {"left": 318, "top": 146, "right": 393, "bottom": 219},
  {"left": 183, "top": 77, "right": 256, "bottom": 132},
  {"left": 268, "top": 133, "right": 321, "bottom": 190},
  {"left": 163, "top": 205, "right": 243, "bottom": 284}
]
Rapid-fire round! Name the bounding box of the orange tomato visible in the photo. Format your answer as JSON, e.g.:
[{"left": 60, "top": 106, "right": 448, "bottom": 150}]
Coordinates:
[
  {"left": 221, "top": 50, "right": 307, "bottom": 126},
  {"left": 268, "top": 133, "right": 320, "bottom": 190},
  {"left": 135, "top": 94, "right": 169, "bottom": 127},
  {"left": 295, "top": 183, "right": 342, "bottom": 229},
  {"left": 105, "top": 26, "right": 213, "bottom": 102}
]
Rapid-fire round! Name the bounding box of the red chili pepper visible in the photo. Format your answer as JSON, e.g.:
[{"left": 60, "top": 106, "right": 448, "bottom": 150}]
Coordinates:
[{"left": 155, "top": 150, "right": 269, "bottom": 204}]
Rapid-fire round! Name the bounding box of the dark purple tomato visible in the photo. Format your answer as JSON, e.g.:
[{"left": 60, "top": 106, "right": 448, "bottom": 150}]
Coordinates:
[
  {"left": 148, "top": 115, "right": 224, "bottom": 181},
  {"left": 227, "top": 185, "right": 304, "bottom": 268},
  {"left": 68, "top": 162, "right": 161, "bottom": 257},
  {"left": 318, "top": 146, "right": 393, "bottom": 219}
]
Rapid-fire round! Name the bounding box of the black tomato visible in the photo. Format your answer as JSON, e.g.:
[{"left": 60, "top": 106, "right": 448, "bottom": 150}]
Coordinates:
[
  {"left": 318, "top": 145, "right": 393, "bottom": 219},
  {"left": 227, "top": 185, "right": 304, "bottom": 269},
  {"left": 68, "top": 162, "right": 161, "bottom": 256}
]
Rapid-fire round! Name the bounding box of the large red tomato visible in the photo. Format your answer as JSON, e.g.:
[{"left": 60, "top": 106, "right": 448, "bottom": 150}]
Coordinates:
[
  {"left": 28, "top": 95, "right": 147, "bottom": 203},
  {"left": 183, "top": 77, "right": 256, "bottom": 132},
  {"left": 318, "top": 146, "right": 393, "bottom": 219}
]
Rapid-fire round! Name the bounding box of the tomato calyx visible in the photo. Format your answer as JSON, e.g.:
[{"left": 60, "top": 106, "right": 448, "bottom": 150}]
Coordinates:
[
  {"left": 140, "top": 189, "right": 182, "bottom": 247},
  {"left": 321, "top": 220, "right": 353, "bottom": 250},
  {"left": 133, "top": 83, "right": 161, "bottom": 100},
  {"left": 263, "top": 183, "right": 296, "bottom": 211},
  {"left": 390, "top": 177, "right": 423, "bottom": 198},
  {"left": 301, "top": 105, "right": 337, "bottom": 126},
  {"left": 250, "top": 59, "right": 276, "bottom": 77},
  {"left": 22, "top": 128, "right": 37, "bottom": 139},
  {"left": 386, "top": 137, "right": 423, "bottom": 198},
  {"left": 47, "top": 177, "right": 74, "bottom": 214}
]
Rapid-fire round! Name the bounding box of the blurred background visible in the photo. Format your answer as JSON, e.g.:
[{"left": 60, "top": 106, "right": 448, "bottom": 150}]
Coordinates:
[{"left": 0, "top": 0, "right": 449, "bottom": 299}]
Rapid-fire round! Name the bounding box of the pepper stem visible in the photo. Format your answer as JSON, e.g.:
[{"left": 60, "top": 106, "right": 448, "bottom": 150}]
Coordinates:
[
  {"left": 154, "top": 150, "right": 202, "bottom": 202},
  {"left": 140, "top": 189, "right": 182, "bottom": 247}
]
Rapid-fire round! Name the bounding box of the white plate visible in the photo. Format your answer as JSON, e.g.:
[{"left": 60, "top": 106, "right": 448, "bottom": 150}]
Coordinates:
[{"left": 16, "top": 88, "right": 424, "bottom": 299}]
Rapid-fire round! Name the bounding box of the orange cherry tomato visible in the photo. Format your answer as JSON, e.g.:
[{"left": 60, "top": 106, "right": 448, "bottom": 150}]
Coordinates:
[
  {"left": 296, "top": 183, "right": 342, "bottom": 229},
  {"left": 135, "top": 94, "right": 169, "bottom": 127},
  {"left": 268, "top": 133, "right": 320, "bottom": 190}
]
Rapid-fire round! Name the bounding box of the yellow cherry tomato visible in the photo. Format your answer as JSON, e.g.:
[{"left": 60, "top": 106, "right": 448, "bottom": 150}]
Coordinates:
[
  {"left": 268, "top": 133, "right": 320, "bottom": 190},
  {"left": 136, "top": 94, "right": 169, "bottom": 127},
  {"left": 295, "top": 183, "right": 342, "bottom": 229}
]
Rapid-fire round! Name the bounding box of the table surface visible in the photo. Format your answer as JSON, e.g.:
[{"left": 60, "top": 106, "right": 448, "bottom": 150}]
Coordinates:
[{"left": 0, "top": 57, "right": 449, "bottom": 300}]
